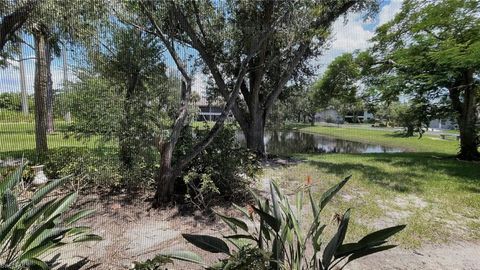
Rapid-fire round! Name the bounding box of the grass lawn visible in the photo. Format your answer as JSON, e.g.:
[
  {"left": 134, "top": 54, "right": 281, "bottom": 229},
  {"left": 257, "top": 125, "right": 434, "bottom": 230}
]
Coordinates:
[
  {"left": 0, "top": 121, "right": 102, "bottom": 160},
  {"left": 263, "top": 123, "right": 480, "bottom": 247}
]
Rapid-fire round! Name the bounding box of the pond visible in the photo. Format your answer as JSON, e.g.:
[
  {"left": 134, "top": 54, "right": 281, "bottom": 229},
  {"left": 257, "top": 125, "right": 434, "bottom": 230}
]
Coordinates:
[{"left": 237, "top": 131, "right": 405, "bottom": 155}]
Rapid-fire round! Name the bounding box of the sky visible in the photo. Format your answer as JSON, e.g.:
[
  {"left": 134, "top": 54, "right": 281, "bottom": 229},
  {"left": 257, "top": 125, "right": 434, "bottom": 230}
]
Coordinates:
[{"left": 0, "top": 0, "right": 403, "bottom": 94}]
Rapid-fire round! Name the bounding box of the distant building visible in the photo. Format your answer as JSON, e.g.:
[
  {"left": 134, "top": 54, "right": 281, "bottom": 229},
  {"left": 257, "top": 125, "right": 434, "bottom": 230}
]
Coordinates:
[
  {"left": 314, "top": 108, "right": 374, "bottom": 123},
  {"left": 428, "top": 119, "right": 457, "bottom": 130},
  {"left": 195, "top": 95, "right": 224, "bottom": 121}
]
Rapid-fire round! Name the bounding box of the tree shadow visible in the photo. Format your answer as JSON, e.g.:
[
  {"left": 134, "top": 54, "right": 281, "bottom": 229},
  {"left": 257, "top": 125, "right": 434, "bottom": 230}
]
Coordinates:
[
  {"left": 307, "top": 158, "right": 423, "bottom": 193},
  {"left": 370, "top": 152, "right": 480, "bottom": 184}
]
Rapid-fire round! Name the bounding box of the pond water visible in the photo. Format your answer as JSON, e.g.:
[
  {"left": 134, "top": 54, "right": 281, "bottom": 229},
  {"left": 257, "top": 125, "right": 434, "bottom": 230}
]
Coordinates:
[{"left": 236, "top": 131, "right": 404, "bottom": 155}]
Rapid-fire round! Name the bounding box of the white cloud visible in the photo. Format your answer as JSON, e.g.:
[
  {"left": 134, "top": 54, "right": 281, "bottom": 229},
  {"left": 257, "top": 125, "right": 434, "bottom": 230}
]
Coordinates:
[
  {"left": 378, "top": 0, "right": 403, "bottom": 26},
  {"left": 314, "top": 0, "right": 403, "bottom": 75}
]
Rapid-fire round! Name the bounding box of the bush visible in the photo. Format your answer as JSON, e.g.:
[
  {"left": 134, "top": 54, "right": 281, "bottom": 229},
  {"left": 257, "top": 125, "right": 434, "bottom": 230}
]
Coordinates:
[
  {"left": 175, "top": 124, "right": 260, "bottom": 210},
  {"left": 44, "top": 147, "right": 122, "bottom": 189},
  {"left": 0, "top": 163, "right": 101, "bottom": 269},
  {"left": 162, "top": 176, "right": 405, "bottom": 269}
]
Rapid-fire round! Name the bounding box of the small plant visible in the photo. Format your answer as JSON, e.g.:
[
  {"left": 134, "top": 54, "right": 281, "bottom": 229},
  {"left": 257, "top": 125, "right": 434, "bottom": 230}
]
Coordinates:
[
  {"left": 160, "top": 176, "right": 405, "bottom": 269},
  {"left": 0, "top": 163, "right": 101, "bottom": 269}
]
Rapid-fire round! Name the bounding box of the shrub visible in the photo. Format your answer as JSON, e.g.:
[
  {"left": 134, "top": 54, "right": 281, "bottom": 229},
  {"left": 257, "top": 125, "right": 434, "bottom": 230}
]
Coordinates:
[
  {"left": 44, "top": 147, "right": 122, "bottom": 189},
  {"left": 161, "top": 176, "right": 405, "bottom": 269},
  {"left": 175, "top": 124, "right": 260, "bottom": 209},
  {"left": 0, "top": 163, "right": 101, "bottom": 269}
]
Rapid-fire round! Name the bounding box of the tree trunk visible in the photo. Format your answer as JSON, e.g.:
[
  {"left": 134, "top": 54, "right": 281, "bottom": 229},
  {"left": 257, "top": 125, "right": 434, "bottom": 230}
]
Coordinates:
[
  {"left": 153, "top": 141, "right": 176, "bottom": 207},
  {"left": 456, "top": 87, "right": 479, "bottom": 160},
  {"left": 119, "top": 73, "right": 139, "bottom": 169},
  {"left": 405, "top": 125, "right": 414, "bottom": 137},
  {"left": 244, "top": 113, "right": 266, "bottom": 156},
  {"left": 449, "top": 70, "right": 479, "bottom": 161},
  {"left": 46, "top": 43, "right": 54, "bottom": 133},
  {"left": 19, "top": 43, "right": 28, "bottom": 116},
  {"left": 33, "top": 28, "right": 48, "bottom": 157}
]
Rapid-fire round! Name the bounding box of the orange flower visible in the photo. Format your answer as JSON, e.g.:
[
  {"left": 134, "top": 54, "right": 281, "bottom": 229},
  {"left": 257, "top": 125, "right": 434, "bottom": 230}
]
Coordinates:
[{"left": 306, "top": 175, "right": 312, "bottom": 185}]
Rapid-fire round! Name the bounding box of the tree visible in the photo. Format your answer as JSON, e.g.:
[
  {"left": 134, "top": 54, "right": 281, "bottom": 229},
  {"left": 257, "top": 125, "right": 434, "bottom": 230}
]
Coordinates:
[
  {"left": 370, "top": 0, "right": 480, "bottom": 160},
  {"left": 312, "top": 52, "right": 367, "bottom": 123},
  {"left": 118, "top": 1, "right": 268, "bottom": 204},
  {"left": 0, "top": 0, "right": 38, "bottom": 52},
  {"left": 67, "top": 26, "right": 175, "bottom": 177},
  {"left": 131, "top": 0, "right": 378, "bottom": 156}
]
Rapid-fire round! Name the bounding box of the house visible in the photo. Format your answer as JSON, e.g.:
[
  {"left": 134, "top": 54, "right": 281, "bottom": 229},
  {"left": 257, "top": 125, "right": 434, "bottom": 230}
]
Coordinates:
[
  {"left": 194, "top": 95, "right": 224, "bottom": 121},
  {"left": 428, "top": 119, "right": 457, "bottom": 131},
  {"left": 314, "top": 108, "right": 374, "bottom": 124}
]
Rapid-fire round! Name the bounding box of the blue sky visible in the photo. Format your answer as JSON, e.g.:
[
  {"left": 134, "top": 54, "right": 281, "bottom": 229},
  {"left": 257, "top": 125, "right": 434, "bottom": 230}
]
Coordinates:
[{"left": 0, "top": 0, "right": 403, "bottom": 94}]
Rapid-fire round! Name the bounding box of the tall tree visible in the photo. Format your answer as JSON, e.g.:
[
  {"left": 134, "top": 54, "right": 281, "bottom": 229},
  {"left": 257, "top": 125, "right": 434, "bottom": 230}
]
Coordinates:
[
  {"left": 121, "top": 0, "right": 273, "bottom": 204},
  {"left": 32, "top": 23, "right": 49, "bottom": 156},
  {"left": 132, "top": 0, "right": 378, "bottom": 156},
  {"left": 371, "top": 0, "right": 480, "bottom": 160},
  {"left": 313, "top": 53, "right": 362, "bottom": 117}
]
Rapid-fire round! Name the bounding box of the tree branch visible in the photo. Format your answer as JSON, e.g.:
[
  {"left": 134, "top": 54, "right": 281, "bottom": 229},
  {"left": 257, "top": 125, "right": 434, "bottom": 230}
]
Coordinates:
[{"left": 0, "top": 0, "right": 38, "bottom": 52}]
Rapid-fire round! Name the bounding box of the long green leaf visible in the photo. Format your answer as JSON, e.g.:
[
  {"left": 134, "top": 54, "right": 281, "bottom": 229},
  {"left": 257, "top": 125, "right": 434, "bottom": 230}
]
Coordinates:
[
  {"left": 2, "top": 189, "right": 18, "bottom": 220},
  {"left": 20, "top": 241, "right": 65, "bottom": 261},
  {"left": 358, "top": 225, "right": 406, "bottom": 245},
  {"left": 73, "top": 234, "right": 102, "bottom": 242},
  {"left": 322, "top": 209, "right": 351, "bottom": 269},
  {"left": 0, "top": 204, "right": 30, "bottom": 246},
  {"left": 0, "top": 164, "right": 24, "bottom": 199},
  {"left": 182, "top": 234, "right": 230, "bottom": 254},
  {"left": 43, "top": 192, "right": 78, "bottom": 222},
  {"left": 21, "top": 214, "right": 59, "bottom": 251},
  {"left": 65, "top": 209, "right": 96, "bottom": 225},
  {"left": 30, "top": 175, "right": 72, "bottom": 204},
  {"left": 252, "top": 206, "right": 281, "bottom": 232},
  {"left": 319, "top": 175, "right": 351, "bottom": 212},
  {"left": 347, "top": 245, "right": 397, "bottom": 264},
  {"left": 224, "top": 234, "right": 257, "bottom": 241},
  {"left": 19, "top": 258, "right": 48, "bottom": 270},
  {"left": 159, "top": 250, "right": 204, "bottom": 265},
  {"left": 215, "top": 212, "right": 249, "bottom": 233}
]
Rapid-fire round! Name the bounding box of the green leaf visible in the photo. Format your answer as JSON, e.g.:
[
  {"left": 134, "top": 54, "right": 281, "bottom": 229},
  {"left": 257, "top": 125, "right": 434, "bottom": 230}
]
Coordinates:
[
  {"left": 43, "top": 192, "right": 78, "bottom": 221},
  {"left": 0, "top": 204, "right": 30, "bottom": 246},
  {"left": 30, "top": 175, "right": 72, "bottom": 204},
  {"left": 182, "top": 234, "right": 230, "bottom": 254},
  {"left": 358, "top": 225, "right": 406, "bottom": 245},
  {"left": 347, "top": 245, "right": 397, "bottom": 263},
  {"left": 25, "top": 227, "right": 70, "bottom": 251},
  {"left": 224, "top": 234, "right": 257, "bottom": 241},
  {"left": 65, "top": 209, "right": 96, "bottom": 225},
  {"left": 159, "top": 250, "right": 204, "bottom": 265},
  {"left": 19, "top": 258, "right": 49, "bottom": 270},
  {"left": 20, "top": 241, "right": 65, "bottom": 261},
  {"left": 0, "top": 164, "right": 24, "bottom": 198},
  {"left": 23, "top": 198, "right": 57, "bottom": 228},
  {"left": 319, "top": 175, "right": 351, "bottom": 212},
  {"left": 73, "top": 234, "right": 102, "bottom": 242},
  {"left": 270, "top": 181, "right": 282, "bottom": 221},
  {"left": 21, "top": 214, "right": 59, "bottom": 251},
  {"left": 2, "top": 189, "right": 18, "bottom": 220},
  {"left": 252, "top": 206, "right": 281, "bottom": 232},
  {"left": 215, "top": 212, "right": 248, "bottom": 233},
  {"left": 308, "top": 189, "right": 319, "bottom": 219},
  {"left": 232, "top": 203, "right": 252, "bottom": 220},
  {"left": 312, "top": 224, "right": 326, "bottom": 252},
  {"left": 322, "top": 209, "right": 351, "bottom": 269}
]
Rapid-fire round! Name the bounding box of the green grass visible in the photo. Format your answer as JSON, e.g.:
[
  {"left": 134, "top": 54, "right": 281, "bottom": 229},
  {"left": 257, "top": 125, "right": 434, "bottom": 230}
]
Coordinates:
[
  {"left": 264, "top": 123, "right": 480, "bottom": 247},
  {"left": 0, "top": 121, "right": 102, "bottom": 160}
]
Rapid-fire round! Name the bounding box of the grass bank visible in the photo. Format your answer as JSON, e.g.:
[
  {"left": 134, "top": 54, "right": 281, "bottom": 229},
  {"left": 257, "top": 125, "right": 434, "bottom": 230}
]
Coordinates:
[{"left": 264, "top": 124, "right": 480, "bottom": 247}]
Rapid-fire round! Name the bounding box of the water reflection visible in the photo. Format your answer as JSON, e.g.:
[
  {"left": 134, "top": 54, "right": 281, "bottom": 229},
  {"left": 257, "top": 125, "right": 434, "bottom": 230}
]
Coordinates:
[{"left": 237, "top": 131, "right": 404, "bottom": 155}]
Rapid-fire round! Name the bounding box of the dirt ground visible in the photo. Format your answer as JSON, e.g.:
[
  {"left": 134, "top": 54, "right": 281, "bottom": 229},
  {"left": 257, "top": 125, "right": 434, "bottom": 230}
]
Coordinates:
[{"left": 45, "top": 191, "right": 480, "bottom": 270}]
